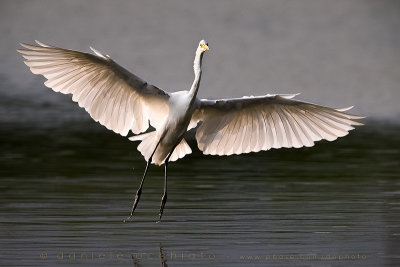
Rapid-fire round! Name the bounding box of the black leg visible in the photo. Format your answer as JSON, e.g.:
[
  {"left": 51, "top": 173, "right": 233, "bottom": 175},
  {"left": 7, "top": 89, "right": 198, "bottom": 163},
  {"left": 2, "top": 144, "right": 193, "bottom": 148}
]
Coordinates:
[
  {"left": 158, "top": 161, "right": 168, "bottom": 222},
  {"left": 124, "top": 141, "right": 160, "bottom": 222},
  {"left": 158, "top": 145, "right": 177, "bottom": 222}
]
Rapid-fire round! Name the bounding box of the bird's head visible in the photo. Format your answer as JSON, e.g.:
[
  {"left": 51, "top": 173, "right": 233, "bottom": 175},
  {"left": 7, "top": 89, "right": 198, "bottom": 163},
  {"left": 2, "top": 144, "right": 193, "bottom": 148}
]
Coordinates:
[{"left": 198, "top": 40, "right": 209, "bottom": 53}]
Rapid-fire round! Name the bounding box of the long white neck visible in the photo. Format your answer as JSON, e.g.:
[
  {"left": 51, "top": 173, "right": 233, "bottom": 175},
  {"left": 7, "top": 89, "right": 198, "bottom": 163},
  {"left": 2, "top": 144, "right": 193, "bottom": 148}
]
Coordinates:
[{"left": 188, "top": 49, "right": 204, "bottom": 99}]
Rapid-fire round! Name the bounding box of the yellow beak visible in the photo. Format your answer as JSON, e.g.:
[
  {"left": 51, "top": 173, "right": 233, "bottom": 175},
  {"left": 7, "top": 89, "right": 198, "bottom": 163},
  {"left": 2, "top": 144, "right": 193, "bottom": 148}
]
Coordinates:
[{"left": 200, "top": 43, "right": 209, "bottom": 50}]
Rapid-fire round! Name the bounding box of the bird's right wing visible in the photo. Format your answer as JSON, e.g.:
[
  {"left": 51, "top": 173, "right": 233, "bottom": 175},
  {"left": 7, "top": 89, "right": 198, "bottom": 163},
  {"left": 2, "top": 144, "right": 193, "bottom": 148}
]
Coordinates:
[
  {"left": 17, "top": 41, "right": 170, "bottom": 136},
  {"left": 191, "top": 94, "right": 364, "bottom": 155}
]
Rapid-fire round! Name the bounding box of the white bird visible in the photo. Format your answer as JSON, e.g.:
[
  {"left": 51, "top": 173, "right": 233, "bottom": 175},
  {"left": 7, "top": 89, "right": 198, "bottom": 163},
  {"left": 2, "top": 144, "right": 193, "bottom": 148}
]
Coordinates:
[{"left": 17, "top": 40, "right": 363, "bottom": 221}]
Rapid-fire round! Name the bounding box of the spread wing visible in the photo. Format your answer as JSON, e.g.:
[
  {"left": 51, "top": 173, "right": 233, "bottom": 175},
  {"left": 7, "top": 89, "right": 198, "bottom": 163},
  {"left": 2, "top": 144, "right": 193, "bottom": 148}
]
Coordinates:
[
  {"left": 191, "top": 94, "right": 364, "bottom": 155},
  {"left": 17, "top": 41, "right": 170, "bottom": 136}
]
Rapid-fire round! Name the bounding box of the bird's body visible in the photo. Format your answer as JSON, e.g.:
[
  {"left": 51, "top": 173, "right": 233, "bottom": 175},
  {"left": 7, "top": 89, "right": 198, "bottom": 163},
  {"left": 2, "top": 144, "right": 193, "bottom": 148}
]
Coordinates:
[
  {"left": 17, "top": 39, "right": 363, "bottom": 221},
  {"left": 146, "top": 90, "right": 196, "bottom": 165},
  {"left": 128, "top": 43, "right": 206, "bottom": 166}
]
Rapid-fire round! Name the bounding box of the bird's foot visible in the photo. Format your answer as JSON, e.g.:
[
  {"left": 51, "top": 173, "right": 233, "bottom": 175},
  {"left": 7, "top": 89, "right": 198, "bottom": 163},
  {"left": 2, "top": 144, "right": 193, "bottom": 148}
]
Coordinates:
[
  {"left": 123, "top": 188, "right": 142, "bottom": 223},
  {"left": 157, "top": 194, "right": 167, "bottom": 223}
]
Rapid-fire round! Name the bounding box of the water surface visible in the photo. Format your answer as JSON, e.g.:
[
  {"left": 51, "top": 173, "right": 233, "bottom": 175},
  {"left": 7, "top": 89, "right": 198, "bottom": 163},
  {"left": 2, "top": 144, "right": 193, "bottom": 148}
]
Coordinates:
[{"left": 1, "top": 113, "right": 399, "bottom": 266}]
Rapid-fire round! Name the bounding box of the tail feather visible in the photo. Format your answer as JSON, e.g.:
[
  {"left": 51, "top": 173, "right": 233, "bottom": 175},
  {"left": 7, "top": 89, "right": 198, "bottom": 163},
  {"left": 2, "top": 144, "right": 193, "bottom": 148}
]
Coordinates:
[
  {"left": 129, "top": 131, "right": 192, "bottom": 164},
  {"left": 130, "top": 131, "right": 158, "bottom": 162},
  {"left": 128, "top": 132, "right": 154, "bottom": 142},
  {"left": 169, "top": 139, "right": 192, "bottom": 162}
]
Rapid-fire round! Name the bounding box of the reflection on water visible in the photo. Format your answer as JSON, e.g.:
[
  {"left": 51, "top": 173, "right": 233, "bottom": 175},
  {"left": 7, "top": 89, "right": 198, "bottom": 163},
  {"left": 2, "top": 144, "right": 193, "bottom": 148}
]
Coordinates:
[{"left": 1, "top": 116, "right": 399, "bottom": 266}]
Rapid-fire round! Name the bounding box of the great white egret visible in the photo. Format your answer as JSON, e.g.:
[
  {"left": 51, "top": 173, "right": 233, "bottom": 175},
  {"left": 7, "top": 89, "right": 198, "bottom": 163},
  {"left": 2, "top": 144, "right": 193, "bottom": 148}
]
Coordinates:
[{"left": 17, "top": 40, "right": 363, "bottom": 222}]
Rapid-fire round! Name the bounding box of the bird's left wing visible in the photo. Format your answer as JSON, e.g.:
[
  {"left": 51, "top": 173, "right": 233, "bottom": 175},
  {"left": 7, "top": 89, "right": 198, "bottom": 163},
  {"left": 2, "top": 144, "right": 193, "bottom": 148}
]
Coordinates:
[
  {"left": 191, "top": 94, "right": 364, "bottom": 155},
  {"left": 17, "top": 41, "right": 170, "bottom": 136}
]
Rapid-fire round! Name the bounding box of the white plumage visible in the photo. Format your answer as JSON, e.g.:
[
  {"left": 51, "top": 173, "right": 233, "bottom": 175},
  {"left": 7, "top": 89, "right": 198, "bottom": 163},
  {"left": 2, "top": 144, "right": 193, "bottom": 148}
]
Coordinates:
[
  {"left": 193, "top": 94, "right": 362, "bottom": 155},
  {"left": 17, "top": 40, "right": 363, "bottom": 221}
]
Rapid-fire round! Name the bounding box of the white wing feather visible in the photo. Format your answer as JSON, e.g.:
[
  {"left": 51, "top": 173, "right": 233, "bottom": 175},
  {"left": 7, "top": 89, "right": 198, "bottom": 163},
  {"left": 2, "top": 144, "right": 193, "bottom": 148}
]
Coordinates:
[
  {"left": 192, "top": 94, "right": 364, "bottom": 155},
  {"left": 17, "top": 41, "right": 170, "bottom": 136}
]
